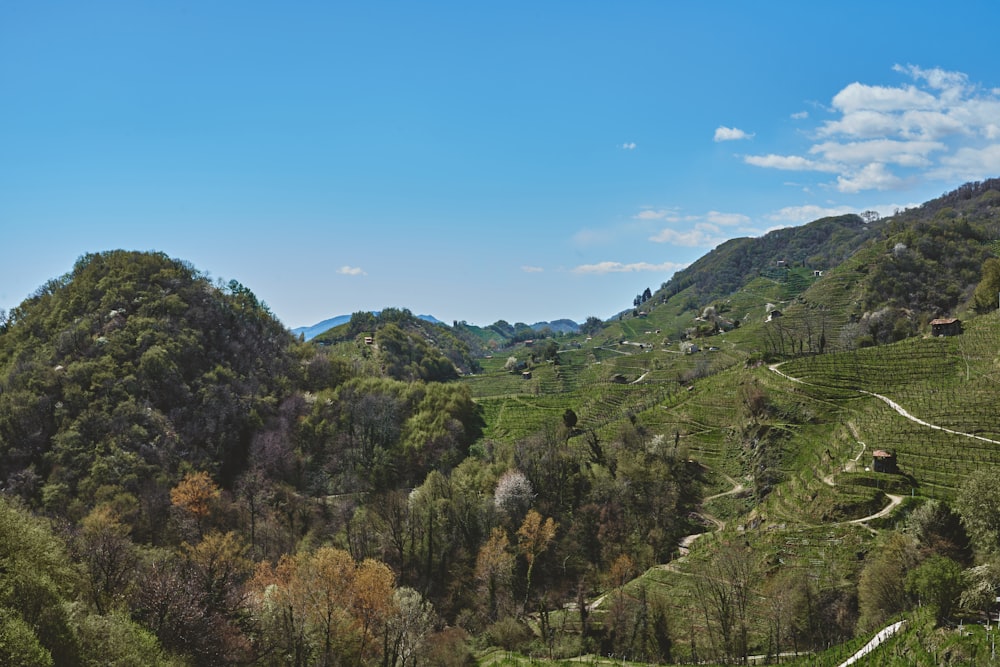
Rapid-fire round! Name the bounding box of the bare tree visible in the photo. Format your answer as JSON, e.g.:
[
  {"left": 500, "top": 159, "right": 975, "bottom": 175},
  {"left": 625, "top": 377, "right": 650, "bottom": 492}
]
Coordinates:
[{"left": 692, "top": 538, "right": 761, "bottom": 663}]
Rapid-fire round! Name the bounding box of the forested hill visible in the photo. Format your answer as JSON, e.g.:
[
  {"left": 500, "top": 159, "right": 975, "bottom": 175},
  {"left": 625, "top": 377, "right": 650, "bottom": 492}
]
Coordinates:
[
  {"left": 644, "top": 180, "right": 1000, "bottom": 336},
  {"left": 657, "top": 213, "right": 881, "bottom": 304},
  {"left": 0, "top": 250, "right": 297, "bottom": 509}
]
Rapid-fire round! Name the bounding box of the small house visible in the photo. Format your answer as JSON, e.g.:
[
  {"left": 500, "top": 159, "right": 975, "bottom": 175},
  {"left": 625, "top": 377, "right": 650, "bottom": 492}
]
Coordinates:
[
  {"left": 521, "top": 371, "right": 532, "bottom": 380},
  {"left": 929, "top": 318, "right": 962, "bottom": 337},
  {"left": 364, "top": 336, "right": 374, "bottom": 345},
  {"left": 872, "top": 449, "right": 898, "bottom": 474},
  {"left": 813, "top": 270, "right": 824, "bottom": 277}
]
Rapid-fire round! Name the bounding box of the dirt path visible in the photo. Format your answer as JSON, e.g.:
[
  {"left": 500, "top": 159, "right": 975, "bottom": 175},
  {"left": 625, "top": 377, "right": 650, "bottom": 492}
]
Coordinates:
[
  {"left": 860, "top": 390, "right": 1000, "bottom": 445},
  {"left": 847, "top": 493, "right": 904, "bottom": 525},
  {"left": 673, "top": 470, "right": 745, "bottom": 557},
  {"left": 770, "top": 362, "right": 1000, "bottom": 445},
  {"left": 837, "top": 620, "right": 906, "bottom": 667},
  {"left": 769, "top": 363, "right": 916, "bottom": 526}
]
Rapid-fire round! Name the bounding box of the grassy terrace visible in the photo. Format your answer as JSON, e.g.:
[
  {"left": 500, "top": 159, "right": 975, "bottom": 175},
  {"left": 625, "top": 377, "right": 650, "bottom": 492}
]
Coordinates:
[{"left": 773, "top": 311, "right": 1000, "bottom": 497}]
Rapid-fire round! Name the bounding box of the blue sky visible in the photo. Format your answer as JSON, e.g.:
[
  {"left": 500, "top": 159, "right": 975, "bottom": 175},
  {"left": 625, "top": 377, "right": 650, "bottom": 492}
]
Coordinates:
[{"left": 4, "top": 2, "right": 1000, "bottom": 328}]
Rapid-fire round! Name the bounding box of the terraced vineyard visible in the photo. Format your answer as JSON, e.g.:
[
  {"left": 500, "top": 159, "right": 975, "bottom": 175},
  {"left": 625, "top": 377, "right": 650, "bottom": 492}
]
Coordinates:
[{"left": 774, "top": 311, "right": 1000, "bottom": 497}]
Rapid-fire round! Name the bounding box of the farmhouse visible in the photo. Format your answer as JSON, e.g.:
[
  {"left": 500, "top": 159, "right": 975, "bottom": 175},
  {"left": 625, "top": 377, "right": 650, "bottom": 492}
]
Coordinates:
[
  {"left": 929, "top": 318, "right": 962, "bottom": 336},
  {"left": 872, "top": 449, "right": 898, "bottom": 474}
]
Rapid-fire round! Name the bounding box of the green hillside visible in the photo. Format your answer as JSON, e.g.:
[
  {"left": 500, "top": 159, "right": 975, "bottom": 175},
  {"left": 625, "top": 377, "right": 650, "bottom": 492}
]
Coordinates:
[{"left": 3, "top": 181, "right": 1000, "bottom": 664}]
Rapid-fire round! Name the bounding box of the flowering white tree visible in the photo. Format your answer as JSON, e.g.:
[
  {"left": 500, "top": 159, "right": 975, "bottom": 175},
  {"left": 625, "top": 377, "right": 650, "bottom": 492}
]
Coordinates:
[{"left": 494, "top": 469, "right": 533, "bottom": 519}]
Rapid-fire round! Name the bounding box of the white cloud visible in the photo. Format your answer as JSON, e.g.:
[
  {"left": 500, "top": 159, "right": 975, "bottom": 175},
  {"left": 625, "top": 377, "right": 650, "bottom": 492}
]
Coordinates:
[
  {"left": 633, "top": 208, "right": 692, "bottom": 222},
  {"left": 706, "top": 210, "right": 751, "bottom": 226},
  {"left": 831, "top": 81, "right": 938, "bottom": 114},
  {"left": 809, "top": 139, "right": 945, "bottom": 167},
  {"left": 930, "top": 144, "right": 1000, "bottom": 181},
  {"left": 633, "top": 209, "right": 673, "bottom": 221},
  {"left": 894, "top": 64, "right": 970, "bottom": 95},
  {"left": 791, "top": 111, "right": 809, "bottom": 120},
  {"left": 742, "top": 65, "right": 1000, "bottom": 193},
  {"left": 744, "top": 154, "right": 839, "bottom": 172},
  {"left": 620, "top": 142, "right": 637, "bottom": 150},
  {"left": 768, "top": 204, "right": 857, "bottom": 223},
  {"left": 337, "top": 266, "right": 367, "bottom": 276},
  {"left": 521, "top": 265, "right": 544, "bottom": 273},
  {"left": 714, "top": 126, "right": 755, "bottom": 142},
  {"left": 836, "top": 163, "right": 904, "bottom": 193},
  {"left": 572, "top": 260, "right": 686, "bottom": 275},
  {"left": 649, "top": 222, "right": 728, "bottom": 247}
]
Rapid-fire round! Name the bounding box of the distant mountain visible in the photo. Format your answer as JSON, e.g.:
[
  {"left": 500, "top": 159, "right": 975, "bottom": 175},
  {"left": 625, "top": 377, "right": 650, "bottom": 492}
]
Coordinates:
[
  {"left": 292, "top": 315, "right": 352, "bottom": 340},
  {"left": 293, "top": 311, "right": 443, "bottom": 340},
  {"left": 531, "top": 319, "right": 580, "bottom": 334}
]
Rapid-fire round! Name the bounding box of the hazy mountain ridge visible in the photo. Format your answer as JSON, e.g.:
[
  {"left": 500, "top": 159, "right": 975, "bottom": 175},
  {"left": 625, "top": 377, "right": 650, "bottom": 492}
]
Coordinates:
[{"left": 293, "top": 311, "right": 443, "bottom": 341}]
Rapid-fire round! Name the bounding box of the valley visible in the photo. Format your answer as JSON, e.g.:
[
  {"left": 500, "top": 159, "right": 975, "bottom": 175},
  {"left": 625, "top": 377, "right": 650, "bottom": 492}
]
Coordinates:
[{"left": 3, "top": 181, "right": 1000, "bottom": 664}]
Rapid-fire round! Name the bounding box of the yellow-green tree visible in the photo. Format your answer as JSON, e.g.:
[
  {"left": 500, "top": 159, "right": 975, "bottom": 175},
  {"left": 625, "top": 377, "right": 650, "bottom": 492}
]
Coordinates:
[
  {"left": 516, "top": 510, "right": 557, "bottom": 607},
  {"left": 252, "top": 546, "right": 396, "bottom": 666},
  {"left": 973, "top": 257, "right": 1000, "bottom": 312},
  {"left": 476, "top": 527, "right": 515, "bottom": 621},
  {"left": 170, "top": 471, "right": 221, "bottom": 537}
]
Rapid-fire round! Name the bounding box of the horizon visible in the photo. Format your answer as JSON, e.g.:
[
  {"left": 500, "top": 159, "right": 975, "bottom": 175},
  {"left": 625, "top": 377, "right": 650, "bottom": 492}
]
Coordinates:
[{"left": 4, "top": 3, "right": 1000, "bottom": 328}]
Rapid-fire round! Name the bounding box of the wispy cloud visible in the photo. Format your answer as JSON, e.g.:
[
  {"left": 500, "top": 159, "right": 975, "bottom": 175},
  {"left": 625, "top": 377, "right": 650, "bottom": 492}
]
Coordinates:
[
  {"left": 744, "top": 154, "right": 839, "bottom": 172},
  {"left": 633, "top": 208, "right": 687, "bottom": 222},
  {"left": 743, "top": 65, "right": 1000, "bottom": 191},
  {"left": 649, "top": 223, "right": 730, "bottom": 247},
  {"left": 572, "top": 261, "right": 686, "bottom": 275},
  {"left": 705, "top": 211, "right": 751, "bottom": 226},
  {"left": 521, "top": 265, "right": 544, "bottom": 273},
  {"left": 634, "top": 207, "right": 754, "bottom": 248},
  {"left": 767, "top": 204, "right": 857, "bottom": 224},
  {"left": 337, "top": 266, "right": 367, "bottom": 276},
  {"left": 714, "top": 126, "right": 755, "bottom": 142},
  {"left": 620, "top": 142, "right": 637, "bottom": 150},
  {"left": 791, "top": 111, "right": 809, "bottom": 120}
]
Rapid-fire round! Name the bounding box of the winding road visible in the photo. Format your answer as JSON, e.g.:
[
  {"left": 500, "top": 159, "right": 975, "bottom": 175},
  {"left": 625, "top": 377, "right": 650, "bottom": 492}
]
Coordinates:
[{"left": 770, "top": 361, "right": 1000, "bottom": 446}]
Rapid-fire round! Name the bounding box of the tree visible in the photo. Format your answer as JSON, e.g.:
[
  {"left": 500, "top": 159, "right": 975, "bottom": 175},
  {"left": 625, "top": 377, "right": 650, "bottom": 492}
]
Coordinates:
[
  {"left": 581, "top": 316, "right": 603, "bottom": 336},
  {"left": 955, "top": 468, "right": 1000, "bottom": 554},
  {"left": 170, "top": 471, "right": 221, "bottom": 537},
  {"left": 384, "top": 587, "right": 437, "bottom": 667},
  {"left": 692, "top": 539, "right": 761, "bottom": 663},
  {"left": 75, "top": 505, "right": 138, "bottom": 614},
  {"left": 494, "top": 469, "right": 534, "bottom": 521},
  {"left": 907, "top": 500, "right": 972, "bottom": 564},
  {"left": 516, "top": 510, "right": 557, "bottom": 606},
  {"left": 973, "top": 257, "right": 1000, "bottom": 312},
  {"left": 476, "top": 528, "right": 515, "bottom": 621},
  {"left": 252, "top": 547, "right": 396, "bottom": 666},
  {"left": 182, "top": 531, "right": 252, "bottom": 619},
  {"left": 905, "top": 556, "right": 964, "bottom": 624},
  {"left": 0, "top": 609, "right": 53, "bottom": 667},
  {"left": 856, "top": 532, "right": 918, "bottom": 633}
]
